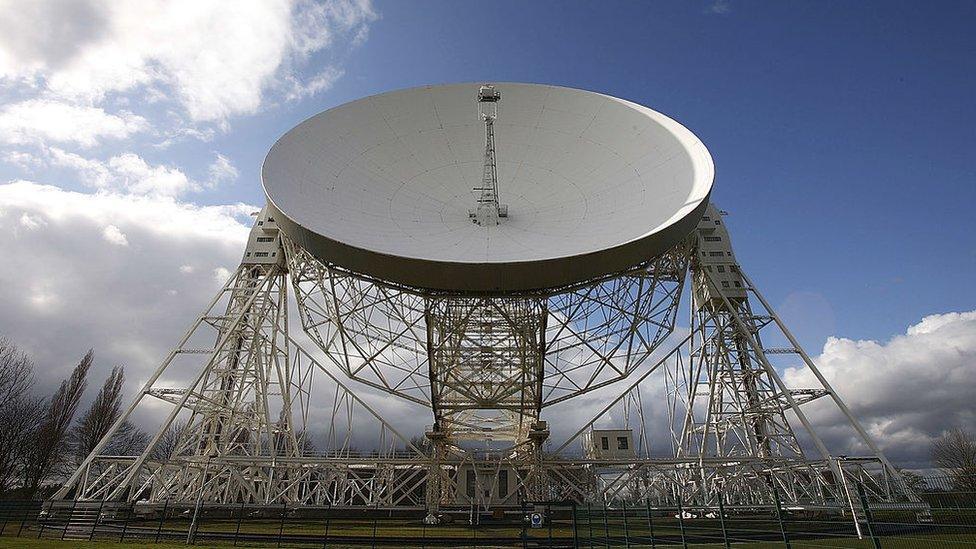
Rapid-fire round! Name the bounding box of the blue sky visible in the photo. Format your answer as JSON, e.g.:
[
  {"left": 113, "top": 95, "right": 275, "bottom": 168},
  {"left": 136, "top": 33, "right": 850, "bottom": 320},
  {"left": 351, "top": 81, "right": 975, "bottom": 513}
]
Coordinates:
[{"left": 1, "top": 0, "right": 974, "bottom": 465}]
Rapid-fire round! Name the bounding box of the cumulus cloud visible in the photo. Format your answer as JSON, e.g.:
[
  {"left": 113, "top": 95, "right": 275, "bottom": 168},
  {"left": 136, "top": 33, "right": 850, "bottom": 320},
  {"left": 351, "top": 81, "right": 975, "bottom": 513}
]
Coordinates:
[
  {"left": 107, "top": 154, "right": 196, "bottom": 197},
  {"left": 0, "top": 180, "right": 254, "bottom": 390},
  {"left": 101, "top": 224, "right": 128, "bottom": 246},
  {"left": 284, "top": 66, "right": 344, "bottom": 102},
  {"left": 784, "top": 310, "right": 976, "bottom": 467},
  {"left": 207, "top": 153, "right": 239, "bottom": 185},
  {"left": 0, "top": 0, "right": 376, "bottom": 124},
  {"left": 0, "top": 99, "right": 147, "bottom": 148},
  {"left": 19, "top": 212, "right": 45, "bottom": 230},
  {"left": 0, "top": 0, "right": 379, "bottom": 439},
  {"left": 212, "top": 267, "right": 232, "bottom": 285},
  {"left": 43, "top": 148, "right": 237, "bottom": 198}
]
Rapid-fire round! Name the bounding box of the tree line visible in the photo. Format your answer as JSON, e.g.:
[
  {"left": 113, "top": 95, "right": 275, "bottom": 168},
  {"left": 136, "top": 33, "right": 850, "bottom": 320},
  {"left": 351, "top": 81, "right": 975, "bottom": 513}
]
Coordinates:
[{"left": 0, "top": 337, "right": 148, "bottom": 500}]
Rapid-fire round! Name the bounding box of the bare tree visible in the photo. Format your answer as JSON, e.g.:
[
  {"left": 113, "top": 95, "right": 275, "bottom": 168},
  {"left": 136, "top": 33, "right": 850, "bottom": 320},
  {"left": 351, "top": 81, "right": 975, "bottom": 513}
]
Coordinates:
[
  {"left": 73, "top": 366, "right": 147, "bottom": 463},
  {"left": 150, "top": 420, "right": 190, "bottom": 460},
  {"left": 897, "top": 469, "right": 926, "bottom": 493},
  {"left": 21, "top": 350, "right": 93, "bottom": 498},
  {"left": 0, "top": 338, "right": 35, "bottom": 401},
  {"left": 0, "top": 338, "right": 43, "bottom": 497},
  {"left": 932, "top": 428, "right": 976, "bottom": 492}
]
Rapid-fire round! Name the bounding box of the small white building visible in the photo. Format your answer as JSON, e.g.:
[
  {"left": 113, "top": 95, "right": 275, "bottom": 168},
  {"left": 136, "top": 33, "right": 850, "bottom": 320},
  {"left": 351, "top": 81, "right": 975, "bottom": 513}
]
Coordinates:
[
  {"left": 454, "top": 463, "right": 517, "bottom": 506},
  {"left": 583, "top": 429, "right": 636, "bottom": 459}
]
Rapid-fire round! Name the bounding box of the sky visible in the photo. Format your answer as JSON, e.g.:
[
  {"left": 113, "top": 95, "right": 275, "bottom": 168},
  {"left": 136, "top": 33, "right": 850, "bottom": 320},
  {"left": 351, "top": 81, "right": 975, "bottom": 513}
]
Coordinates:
[{"left": 0, "top": 0, "right": 973, "bottom": 468}]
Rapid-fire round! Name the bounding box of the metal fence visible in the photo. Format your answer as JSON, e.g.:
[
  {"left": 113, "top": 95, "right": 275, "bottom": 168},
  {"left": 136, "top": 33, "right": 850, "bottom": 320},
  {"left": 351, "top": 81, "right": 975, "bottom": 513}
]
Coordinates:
[{"left": 1, "top": 485, "right": 975, "bottom": 547}]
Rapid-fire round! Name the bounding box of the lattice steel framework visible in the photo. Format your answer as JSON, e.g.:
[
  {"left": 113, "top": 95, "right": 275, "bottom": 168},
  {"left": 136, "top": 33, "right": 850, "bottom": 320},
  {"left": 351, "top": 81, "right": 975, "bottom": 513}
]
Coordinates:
[{"left": 55, "top": 204, "right": 918, "bottom": 515}]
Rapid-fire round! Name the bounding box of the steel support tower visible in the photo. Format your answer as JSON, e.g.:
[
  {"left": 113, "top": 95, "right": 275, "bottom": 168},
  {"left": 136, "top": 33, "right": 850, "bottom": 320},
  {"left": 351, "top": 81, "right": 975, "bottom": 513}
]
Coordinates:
[
  {"left": 56, "top": 83, "right": 917, "bottom": 516},
  {"left": 56, "top": 205, "right": 915, "bottom": 512}
]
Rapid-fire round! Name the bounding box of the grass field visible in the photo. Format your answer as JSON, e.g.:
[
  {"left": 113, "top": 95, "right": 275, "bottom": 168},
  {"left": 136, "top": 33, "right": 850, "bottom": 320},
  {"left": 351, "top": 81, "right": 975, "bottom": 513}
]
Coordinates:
[
  {"left": 3, "top": 509, "right": 975, "bottom": 548},
  {"left": 0, "top": 540, "right": 230, "bottom": 549},
  {"left": 3, "top": 532, "right": 976, "bottom": 548},
  {"left": 4, "top": 531, "right": 976, "bottom": 548}
]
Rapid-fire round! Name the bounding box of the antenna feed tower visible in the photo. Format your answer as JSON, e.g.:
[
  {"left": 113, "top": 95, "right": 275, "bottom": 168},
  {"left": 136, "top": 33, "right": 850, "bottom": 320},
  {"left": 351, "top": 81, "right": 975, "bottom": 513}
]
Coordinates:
[{"left": 470, "top": 84, "right": 508, "bottom": 226}]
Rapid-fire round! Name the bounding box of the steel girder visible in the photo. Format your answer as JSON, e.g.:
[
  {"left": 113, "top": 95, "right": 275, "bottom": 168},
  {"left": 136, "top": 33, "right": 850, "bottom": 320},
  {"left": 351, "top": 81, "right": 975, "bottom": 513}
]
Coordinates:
[{"left": 55, "top": 203, "right": 918, "bottom": 513}]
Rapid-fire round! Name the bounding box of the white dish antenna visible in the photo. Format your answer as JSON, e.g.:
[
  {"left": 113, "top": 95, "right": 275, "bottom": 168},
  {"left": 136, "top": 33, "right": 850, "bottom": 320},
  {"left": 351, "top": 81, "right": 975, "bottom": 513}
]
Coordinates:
[{"left": 262, "top": 82, "right": 713, "bottom": 292}]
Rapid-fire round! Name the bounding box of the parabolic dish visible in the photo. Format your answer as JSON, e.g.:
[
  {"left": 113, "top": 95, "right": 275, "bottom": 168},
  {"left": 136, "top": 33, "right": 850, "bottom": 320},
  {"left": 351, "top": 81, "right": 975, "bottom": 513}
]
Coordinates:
[{"left": 262, "top": 82, "right": 713, "bottom": 293}]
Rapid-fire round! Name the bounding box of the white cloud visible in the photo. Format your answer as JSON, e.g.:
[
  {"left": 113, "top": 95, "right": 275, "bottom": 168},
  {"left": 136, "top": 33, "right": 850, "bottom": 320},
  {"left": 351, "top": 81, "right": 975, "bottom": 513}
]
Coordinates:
[
  {"left": 0, "top": 0, "right": 377, "bottom": 123},
  {"left": 705, "top": 0, "right": 732, "bottom": 15},
  {"left": 2, "top": 150, "right": 40, "bottom": 170},
  {"left": 19, "top": 212, "right": 45, "bottom": 230},
  {"left": 101, "top": 224, "right": 128, "bottom": 246},
  {"left": 207, "top": 153, "right": 239, "bottom": 185},
  {"left": 212, "top": 267, "right": 232, "bottom": 285},
  {"left": 47, "top": 147, "right": 112, "bottom": 187},
  {"left": 46, "top": 148, "right": 236, "bottom": 198},
  {"left": 0, "top": 180, "right": 253, "bottom": 390},
  {"left": 0, "top": 99, "right": 147, "bottom": 148},
  {"left": 783, "top": 310, "right": 976, "bottom": 466},
  {"left": 28, "top": 285, "right": 59, "bottom": 311},
  {"left": 0, "top": 180, "right": 254, "bottom": 243},
  {"left": 0, "top": 0, "right": 378, "bottom": 431},
  {"left": 285, "top": 66, "right": 344, "bottom": 102},
  {"left": 107, "top": 153, "right": 196, "bottom": 197},
  {"left": 290, "top": 0, "right": 377, "bottom": 56}
]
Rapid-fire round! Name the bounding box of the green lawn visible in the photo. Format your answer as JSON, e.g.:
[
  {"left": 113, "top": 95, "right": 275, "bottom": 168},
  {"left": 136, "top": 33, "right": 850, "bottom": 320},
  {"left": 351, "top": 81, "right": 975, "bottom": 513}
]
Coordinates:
[
  {"left": 0, "top": 540, "right": 231, "bottom": 549},
  {"left": 3, "top": 519, "right": 975, "bottom": 548},
  {"left": 4, "top": 532, "right": 976, "bottom": 548}
]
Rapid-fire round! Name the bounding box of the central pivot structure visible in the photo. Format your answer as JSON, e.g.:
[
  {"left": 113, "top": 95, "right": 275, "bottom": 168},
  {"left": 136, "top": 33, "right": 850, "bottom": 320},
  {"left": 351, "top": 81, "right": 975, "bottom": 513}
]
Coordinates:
[
  {"left": 470, "top": 84, "right": 507, "bottom": 226},
  {"left": 58, "top": 83, "right": 920, "bottom": 518}
]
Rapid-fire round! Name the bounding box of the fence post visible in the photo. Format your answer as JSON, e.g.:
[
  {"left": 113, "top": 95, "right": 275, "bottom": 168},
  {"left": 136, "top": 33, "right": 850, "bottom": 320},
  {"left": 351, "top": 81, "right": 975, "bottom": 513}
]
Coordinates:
[
  {"left": 233, "top": 501, "right": 244, "bottom": 547},
  {"left": 155, "top": 499, "right": 169, "bottom": 543},
  {"left": 277, "top": 502, "right": 287, "bottom": 548},
  {"left": 572, "top": 501, "right": 579, "bottom": 549},
  {"left": 771, "top": 485, "right": 792, "bottom": 549},
  {"left": 717, "top": 493, "right": 730, "bottom": 549},
  {"left": 89, "top": 499, "right": 105, "bottom": 541},
  {"left": 548, "top": 502, "right": 554, "bottom": 546},
  {"left": 187, "top": 496, "right": 204, "bottom": 544},
  {"left": 587, "top": 502, "right": 594, "bottom": 549},
  {"left": 322, "top": 500, "right": 332, "bottom": 549},
  {"left": 856, "top": 481, "right": 883, "bottom": 549},
  {"left": 371, "top": 505, "right": 379, "bottom": 549},
  {"left": 60, "top": 499, "right": 78, "bottom": 540},
  {"left": 421, "top": 507, "right": 427, "bottom": 549},
  {"left": 643, "top": 499, "right": 655, "bottom": 549},
  {"left": 622, "top": 499, "right": 630, "bottom": 548},
  {"left": 32, "top": 500, "right": 50, "bottom": 538},
  {"left": 676, "top": 497, "right": 688, "bottom": 549},
  {"left": 602, "top": 501, "right": 610, "bottom": 548},
  {"left": 119, "top": 502, "right": 132, "bottom": 542},
  {"left": 521, "top": 499, "right": 528, "bottom": 549}
]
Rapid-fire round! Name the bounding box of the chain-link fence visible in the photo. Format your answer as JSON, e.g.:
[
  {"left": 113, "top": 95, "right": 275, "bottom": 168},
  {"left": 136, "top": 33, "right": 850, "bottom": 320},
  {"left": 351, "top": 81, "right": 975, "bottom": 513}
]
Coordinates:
[{"left": 1, "top": 478, "right": 974, "bottom": 547}]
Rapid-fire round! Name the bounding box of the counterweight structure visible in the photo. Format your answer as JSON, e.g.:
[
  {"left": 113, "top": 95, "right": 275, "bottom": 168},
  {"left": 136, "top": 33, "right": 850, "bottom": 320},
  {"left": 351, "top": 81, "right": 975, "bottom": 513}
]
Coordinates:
[{"left": 56, "top": 83, "right": 917, "bottom": 515}]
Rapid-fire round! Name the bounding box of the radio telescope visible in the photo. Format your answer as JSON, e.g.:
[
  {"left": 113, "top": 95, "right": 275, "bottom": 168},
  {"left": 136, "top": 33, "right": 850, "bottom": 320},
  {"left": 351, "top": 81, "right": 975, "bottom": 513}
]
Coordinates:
[{"left": 57, "top": 83, "right": 916, "bottom": 516}]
